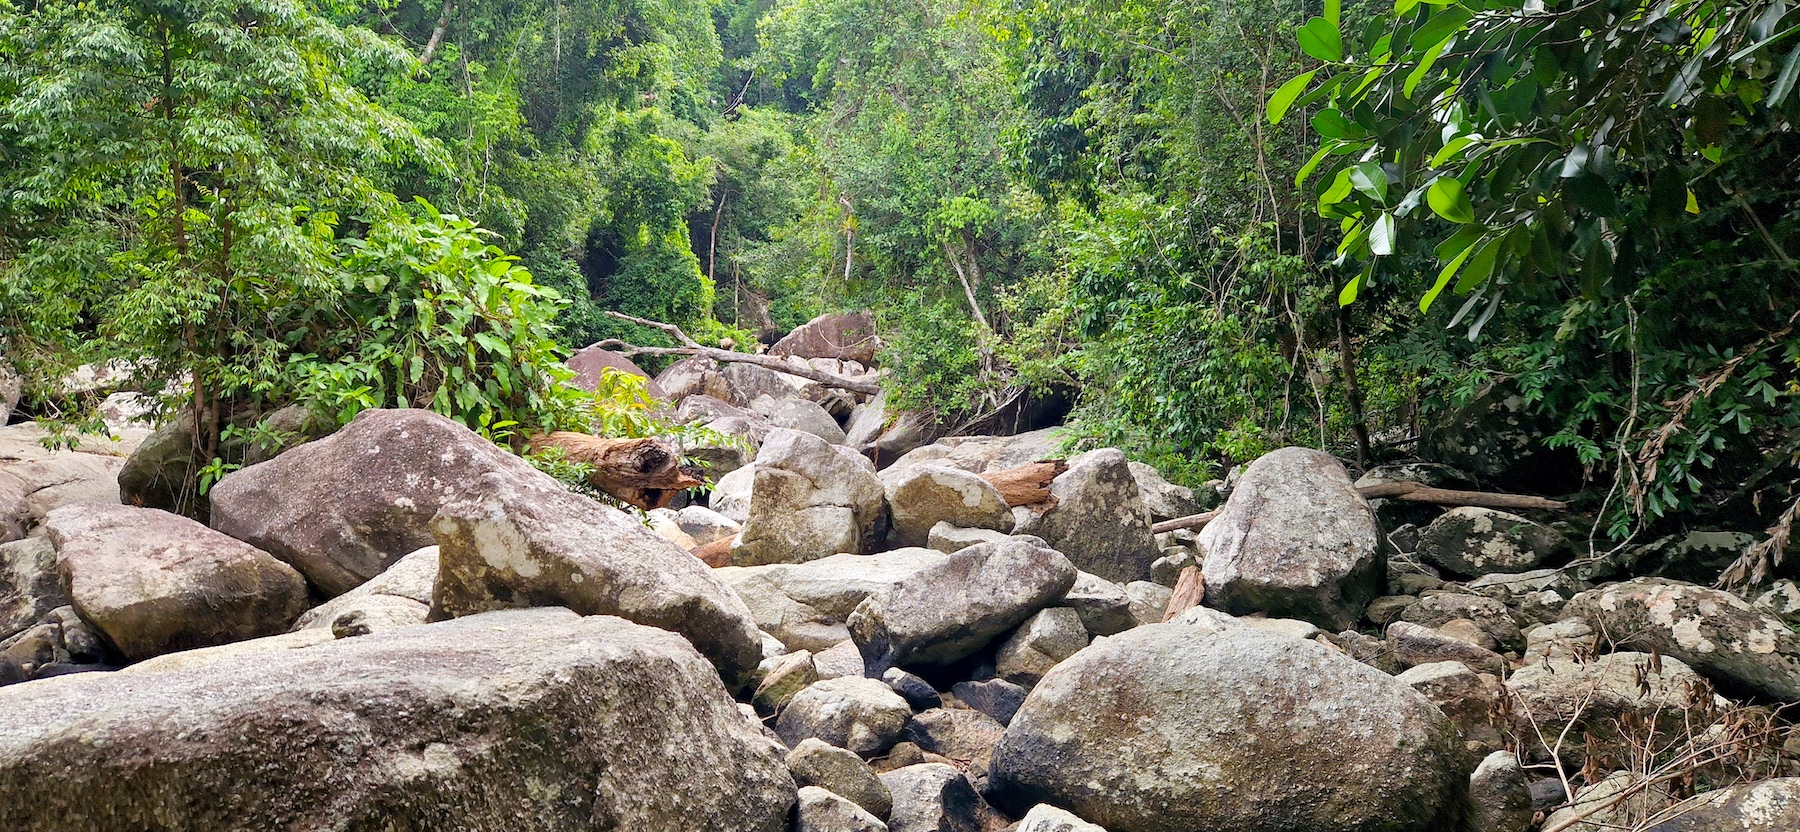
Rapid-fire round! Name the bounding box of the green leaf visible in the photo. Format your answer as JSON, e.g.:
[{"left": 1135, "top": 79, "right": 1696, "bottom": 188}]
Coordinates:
[
  {"left": 1404, "top": 36, "right": 1453, "bottom": 99},
  {"left": 1431, "top": 135, "right": 1480, "bottom": 167},
  {"left": 1267, "top": 70, "right": 1318, "bottom": 124},
  {"left": 1339, "top": 270, "right": 1364, "bottom": 305},
  {"left": 1771, "top": 42, "right": 1800, "bottom": 107},
  {"left": 1454, "top": 238, "right": 1502, "bottom": 294},
  {"left": 1427, "top": 177, "right": 1475, "bottom": 223},
  {"left": 1295, "top": 144, "right": 1337, "bottom": 186},
  {"left": 1311, "top": 108, "right": 1355, "bottom": 138},
  {"left": 1686, "top": 189, "right": 1701, "bottom": 214},
  {"left": 1298, "top": 17, "right": 1345, "bottom": 62},
  {"left": 1369, "top": 213, "right": 1397, "bottom": 255},
  {"left": 1410, "top": 6, "right": 1472, "bottom": 52},
  {"left": 1350, "top": 160, "right": 1389, "bottom": 202},
  {"left": 1326, "top": 0, "right": 1342, "bottom": 27},
  {"left": 1319, "top": 167, "right": 1356, "bottom": 210},
  {"left": 1396, "top": 0, "right": 1422, "bottom": 14},
  {"left": 1421, "top": 236, "right": 1480, "bottom": 312}
]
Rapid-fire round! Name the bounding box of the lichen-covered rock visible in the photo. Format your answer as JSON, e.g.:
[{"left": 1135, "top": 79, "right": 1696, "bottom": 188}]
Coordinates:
[
  {"left": 1013, "top": 449, "right": 1157, "bottom": 585},
  {"left": 885, "top": 429, "right": 1067, "bottom": 476},
  {"left": 796, "top": 786, "right": 890, "bottom": 832},
  {"left": 44, "top": 503, "right": 308, "bottom": 661},
  {"left": 880, "top": 763, "right": 983, "bottom": 832},
  {"left": 1506, "top": 652, "right": 1725, "bottom": 764},
  {"left": 1464, "top": 568, "right": 1581, "bottom": 604},
  {"left": 1415, "top": 507, "right": 1567, "bottom": 577},
  {"left": 1568, "top": 578, "right": 1800, "bottom": 701},
  {"left": 882, "top": 464, "right": 1013, "bottom": 548},
  {"left": 1523, "top": 619, "right": 1598, "bottom": 663},
  {"left": 0, "top": 538, "right": 64, "bottom": 641},
  {"left": 1198, "top": 447, "right": 1385, "bottom": 631},
  {"left": 1641, "top": 777, "right": 1800, "bottom": 831},
  {"left": 0, "top": 609, "right": 796, "bottom": 831},
  {"left": 429, "top": 467, "right": 765, "bottom": 690},
  {"left": 734, "top": 429, "right": 889, "bottom": 566},
  {"left": 754, "top": 650, "right": 819, "bottom": 713},
  {"left": 787, "top": 738, "right": 893, "bottom": 818},
  {"left": 292, "top": 545, "right": 438, "bottom": 634},
  {"left": 1468, "top": 751, "right": 1533, "bottom": 832},
  {"left": 987, "top": 623, "right": 1465, "bottom": 832},
  {"left": 994, "top": 607, "right": 1088, "bottom": 687},
  {"left": 777, "top": 677, "right": 914, "bottom": 758},
  {"left": 718, "top": 549, "right": 950, "bottom": 652},
  {"left": 848, "top": 536, "right": 1076, "bottom": 674},
  {"left": 208, "top": 408, "right": 531, "bottom": 596}
]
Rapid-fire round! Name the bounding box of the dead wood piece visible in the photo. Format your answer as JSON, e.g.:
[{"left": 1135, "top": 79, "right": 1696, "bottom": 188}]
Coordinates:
[
  {"left": 692, "top": 537, "right": 734, "bottom": 568},
  {"left": 1150, "top": 509, "right": 1220, "bottom": 535},
  {"left": 529, "top": 432, "right": 702, "bottom": 511},
  {"left": 594, "top": 311, "right": 881, "bottom": 396},
  {"left": 980, "top": 460, "right": 1068, "bottom": 508},
  {"left": 1163, "top": 566, "right": 1205, "bottom": 622}
]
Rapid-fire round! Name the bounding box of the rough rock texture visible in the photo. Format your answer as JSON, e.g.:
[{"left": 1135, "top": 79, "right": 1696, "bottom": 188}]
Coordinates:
[
  {"left": 952, "top": 679, "right": 1028, "bottom": 726},
  {"left": 119, "top": 405, "right": 326, "bottom": 519},
  {"left": 0, "top": 609, "right": 795, "bottom": 831},
  {"left": 1641, "top": 778, "right": 1800, "bottom": 831},
  {"left": 209, "top": 408, "right": 531, "bottom": 596},
  {"left": 848, "top": 536, "right": 1076, "bottom": 673},
  {"left": 1465, "top": 568, "right": 1581, "bottom": 604},
  {"left": 927, "top": 523, "right": 1011, "bottom": 554},
  {"left": 1415, "top": 507, "right": 1567, "bottom": 577},
  {"left": 1198, "top": 447, "right": 1385, "bottom": 631},
  {"left": 1386, "top": 621, "right": 1506, "bottom": 675},
  {"left": 1568, "top": 578, "right": 1800, "bottom": 701},
  {"left": 429, "top": 466, "right": 765, "bottom": 690},
  {"left": 814, "top": 639, "right": 867, "bottom": 679},
  {"left": 1127, "top": 460, "right": 1202, "bottom": 522},
  {"left": 734, "top": 429, "right": 889, "bottom": 566},
  {"left": 566, "top": 345, "right": 666, "bottom": 398},
  {"left": 994, "top": 607, "right": 1088, "bottom": 687},
  {"left": 787, "top": 738, "right": 894, "bottom": 818},
  {"left": 712, "top": 463, "right": 757, "bottom": 523},
  {"left": 44, "top": 503, "right": 308, "bottom": 661},
  {"left": 772, "top": 312, "right": 881, "bottom": 364},
  {"left": 1523, "top": 619, "right": 1598, "bottom": 662},
  {"left": 883, "top": 667, "right": 943, "bottom": 711},
  {"left": 1013, "top": 449, "right": 1157, "bottom": 585},
  {"left": 0, "top": 425, "right": 126, "bottom": 543},
  {"left": 718, "top": 549, "right": 950, "bottom": 652},
  {"left": 0, "top": 605, "right": 107, "bottom": 681},
  {"left": 1056, "top": 571, "right": 1136, "bottom": 636},
  {"left": 886, "top": 429, "right": 1067, "bottom": 476},
  {"left": 1017, "top": 804, "right": 1106, "bottom": 832},
  {"left": 883, "top": 464, "right": 1014, "bottom": 548},
  {"left": 844, "top": 392, "right": 949, "bottom": 469},
  {"left": 0, "top": 360, "right": 18, "bottom": 424},
  {"left": 1507, "top": 652, "right": 1723, "bottom": 764},
  {"left": 1400, "top": 593, "right": 1524, "bottom": 652},
  {"left": 900, "top": 708, "right": 1006, "bottom": 785},
  {"left": 676, "top": 505, "right": 742, "bottom": 546},
  {"left": 776, "top": 677, "right": 914, "bottom": 758},
  {"left": 1396, "top": 661, "right": 1502, "bottom": 752},
  {"left": 1122, "top": 581, "right": 1172, "bottom": 627},
  {"left": 796, "top": 786, "right": 890, "bottom": 832},
  {"left": 754, "top": 650, "right": 819, "bottom": 712},
  {"left": 0, "top": 538, "right": 64, "bottom": 640},
  {"left": 292, "top": 545, "right": 438, "bottom": 634},
  {"left": 1468, "top": 751, "right": 1533, "bottom": 832},
  {"left": 880, "top": 764, "right": 983, "bottom": 832},
  {"left": 753, "top": 396, "right": 848, "bottom": 445},
  {"left": 987, "top": 623, "right": 1464, "bottom": 832}
]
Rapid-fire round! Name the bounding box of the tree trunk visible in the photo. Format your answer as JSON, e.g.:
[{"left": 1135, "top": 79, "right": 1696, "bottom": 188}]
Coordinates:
[
  {"left": 528, "top": 433, "right": 702, "bottom": 510},
  {"left": 980, "top": 460, "right": 1068, "bottom": 507},
  {"left": 594, "top": 311, "right": 881, "bottom": 396},
  {"left": 1337, "top": 306, "right": 1372, "bottom": 468},
  {"left": 419, "top": 0, "right": 454, "bottom": 67}
]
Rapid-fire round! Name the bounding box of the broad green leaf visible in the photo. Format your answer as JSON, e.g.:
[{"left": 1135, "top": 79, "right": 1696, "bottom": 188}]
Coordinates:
[
  {"left": 1370, "top": 213, "right": 1397, "bottom": 255},
  {"left": 1453, "top": 238, "right": 1502, "bottom": 293},
  {"left": 1422, "top": 236, "right": 1480, "bottom": 312},
  {"left": 1411, "top": 6, "right": 1472, "bottom": 52},
  {"left": 1686, "top": 188, "right": 1701, "bottom": 214},
  {"left": 1326, "top": 0, "right": 1342, "bottom": 27},
  {"left": 1350, "top": 160, "right": 1389, "bottom": 201},
  {"left": 1319, "top": 167, "right": 1356, "bottom": 210},
  {"left": 1339, "top": 270, "right": 1364, "bottom": 305},
  {"left": 1267, "top": 70, "right": 1318, "bottom": 124},
  {"left": 1427, "top": 177, "right": 1475, "bottom": 222},
  {"left": 1298, "top": 17, "right": 1345, "bottom": 62},
  {"left": 1404, "top": 36, "right": 1452, "bottom": 98},
  {"left": 1431, "top": 135, "right": 1480, "bottom": 166},
  {"left": 1295, "top": 145, "right": 1336, "bottom": 186},
  {"left": 1311, "top": 108, "right": 1355, "bottom": 138},
  {"left": 1396, "top": 0, "right": 1422, "bottom": 14},
  {"left": 1771, "top": 42, "right": 1800, "bottom": 106}
]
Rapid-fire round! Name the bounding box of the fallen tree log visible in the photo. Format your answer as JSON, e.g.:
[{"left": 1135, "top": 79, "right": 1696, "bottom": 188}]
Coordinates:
[
  {"left": 1149, "top": 482, "right": 1568, "bottom": 534},
  {"left": 528, "top": 432, "right": 702, "bottom": 511},
  {"left": 981, "top": 460, "right": 1068, "bottom": 508},
  {"left": 593, "top": 311, "right": 882, "bottom": 396}
]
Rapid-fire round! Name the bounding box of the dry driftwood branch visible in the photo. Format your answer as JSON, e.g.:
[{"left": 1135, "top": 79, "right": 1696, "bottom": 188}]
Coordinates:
[
  {"left": 981, "top": 460, "right": 1068, "bottom": 507},
  {"left": 594, "top": 311, "right": 882, "bottom": 396},
  {"left": 530, "top": 432, "right": 701, "bottom": 511},
  {"left": 1162, "top": 566, "right": 1205, "bottom": 622},
  {"left": 1149, "top": 482, "right": 1568, "bottom": 534}
]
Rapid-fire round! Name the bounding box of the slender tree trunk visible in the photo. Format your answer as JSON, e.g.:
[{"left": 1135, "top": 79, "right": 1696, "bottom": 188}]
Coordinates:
[
  {"left": 944, "top": 237, "right": 992, "bottom": 334},
  {"left": 1338, "top": 306, "right": 1372, "bottom": 467},
  {"left": 419, "top": 0, "right": 454, "bottom": 66}
]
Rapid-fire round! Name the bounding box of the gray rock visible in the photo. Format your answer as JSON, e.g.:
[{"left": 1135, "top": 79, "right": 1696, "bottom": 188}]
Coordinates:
[
  {"left": 1012, "top": 449, "right": 1156, "bottom": 584},
  {"left": 771, "top": 311, "right": 880, "bottom": 364},
  {"left": 777, "top": 677, "right": 913, "bottom": 758},
  {"left": 753, "top": 395, "right": 848, "bottom": 445},
  {"left": 291, "top": 544, "right": 438, "bottom": 634},
  {"left": 986, "top": 623, "right": 1465, "bottom": 832},
  {"left": 0, "top": 609, "right": 795, "bottom": 831},
  {"left": 734, "top": 429, "right": 889, "bottom": 566},
  {"left": 44, "top": 503, "right": 308, "bottom": 661},
  {"left": 717, "top": 362, "right": 811, "bottom": 407},
  {"left": 1468, "top": 751, "right": 1533, "bottom": 832},
  {"left": 0, "top": 360, "right": 17, "bottom": 425},
  {"left": 654, "top": 356, "right": 725, "bottom": 402},
  {"left": 814, "top": 639, "right": 868, "bottom": 679},
  {"left": 1523, "top": 619, "right": 1597, "bottom": 663},
  {"left": 1147, "top": 548, "right": 1195, "bottom": 587},
  {"left": 118, "top": 405, "right": 325, "bottom": 519},
  {"left": 1579, "top": 530, "right": 1759, "bottom": 584},
  {"left": 676, "top": 505, "right": 742, "bottom": 546},
  {"left": 1126, "top": 460, "right": 1200, "bottom": 522},
  {"left": 880, "top": 763, "right": 982, "bottom": 832},
  {"left": 883, "top": 667, "right": 943, "bottom": 711},
  {"left": 428, "top": 466, "right": 765, "bottom": 690},
  {"left": 901, "top": 707, "right": 1006, "bottom": 785},
  {"left": 926, "top": 522, "right": 1011, "bottom": 554},
  {"left": 1641, "top": 777, "right": 1800, "bottom": 831},
  {"left": 1122, "top": 581, "right": 1172, "bottom": 627},
  {"left": 883, "top": 465, "right": 1013, "bottom": 548},
  {"left": 1415, "top": 507, "right": 1567, "bottom": 577},
  {"left": 1017, "top": 804, "right": 1106, "bottom": 832},
  {"left": 1400, "top": 593, "right": 1523, "bottom": 652},
  {"left": 796, "top": 786, "right": 890, "bottom": 832},
  {"left": 848, "top": 536, "right": 1076, "bottom": 673},
  {"left": 885, "top": 429, "right": 1067, "bottom": 476},
  {"left": 787, "top": 738, "right": 893, "bottom": 818},
  {"left": 1396, "top": 661, "right": 1502, "bottom": 753},
  {"left": 1365, "top": 595, "right": 1417, "bottom": 626},
  {"left": 1464, "top": 567, "right": 1580, "bottom": 603},
  {"left": 1569, "top": 578, "right": 1800, "bottom": 701},
  {"left": 1387, "top": 550, "right": 1443, "bottom": 595},
  {"left": 711, "top": 462, "right": 757, "bottom": 523},
  {"left": 951, "top": 678, "right": 1028, "bottom": 726},
  {"left": 844, "top": 392, "right": 949, "bottom": 467},
  {"left": 208, "top": 408, "right": 528, "bottom": 596},
  {"left": 755, "top": 650, "right": 819, "bottom": 713},
  {"left": 1507, "top": 652, "right": 1725, "bottom": 764},
  {"left": 1354, "top": 462, "right": 1475, "bottom": 491},
  {"left": 566, "top": 345, "right": 666, "bottom": 398},
  {"left": 0, "top": 429, "right": 125, "bottom": 543},
  {"left": 1056, "top": 571, "right": 1135, "bottom": 636},
  {"left": 718, "top": 549, "right": 950, "bottom": 652},
  {"left": 1, "top": 605, "right": 108, "bottom": 682},
  {"left": 1542, "top": 771, "right": 1673, "bottom": 832},
  {"left": 0, "top": 538, "right": 64, "bottom": 641},
  {"left": 1386, "top": 621, "right": 1506, "bottom": 675},
  {"left": 994, "top": 607, "right": 1088, "bottom": 687},
  {"left": 1198, "top": 447, "right": 1385, "bottom": 632}
]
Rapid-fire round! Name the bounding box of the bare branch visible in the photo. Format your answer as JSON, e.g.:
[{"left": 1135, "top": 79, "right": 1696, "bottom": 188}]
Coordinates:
[{"left": 596, "top": 311, "right": 882, "bottom": 396}]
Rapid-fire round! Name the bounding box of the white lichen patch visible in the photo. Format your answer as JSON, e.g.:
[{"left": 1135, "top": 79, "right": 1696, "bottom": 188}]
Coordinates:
[{"left": 472, "top": 519, "right": 541, "bottom": 579}]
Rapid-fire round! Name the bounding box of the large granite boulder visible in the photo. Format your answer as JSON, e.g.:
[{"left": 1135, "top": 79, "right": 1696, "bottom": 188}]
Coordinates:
[
  {"left": 1568, "top": 578, "right": 1800, "bottom": 701},
  {"left": 881, "top": 763, "right": 984, "bottom": 832},
  {"left": 0, "top": 609, "right": 796, "bottom": 831},
  {"left": 733, "top": 428, "right": 889, "bottom": 566},
  {"left": 1198, "top": 447, "right": 1384, "bottom": 631},
  {"left": 848, "top": 536, "right": 1076, "bottom": 673},
  {"left": 1415, "top": 506, "right": 1567, "bottom": 577},
  {"left": 209, "top": 408, "right": 530, "bottom": 596},
  {"left": 885, "top": 429, "right": 1067, "bottom": 476},
  {"left": 882, "top": 464, "right": 1013, "bottom": 548},
  {"left": 717, "top": 549, "right": 950, "bottom": 651},
  {"left": 291, "top": 544, "right": 438, "bottom": 635},
  {"left": 1506, "top": 652, "right": 1723, "bottom": 765},
  {"left": 772, "top": 311, "right": 880, "bottom": 364},
  {"left": 752, "top": 395, "right": 847, "bottom": 445},
  {"left": 786, "top": 737, "right": 894, "bottom": 818},
  {"left": 1013, "top": 449, "right": 1157, "bottom": 584},
  {"left": 1642, "top": 778, "right": 1800, "bottom": 831},
  {"left": 776, "top": 677, "right": 914, "bottom": 758},
  {"left": 43, "top": 503, "right": 308, "bottom": 661},
  {"left": 429, "top": 467, "right": 765, "bottom": 690},
  {"left": 0, "top": 424, "right": 127, "bottom": 543},
  {"left": 844, "top": 392, "right": 949, "bottom": 468},
  {"left": 986, "top": 622, "right": 1466, "bottom": 832},
  {"left": 566, "top": 345, "right": 666, "bottom": 399}
]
